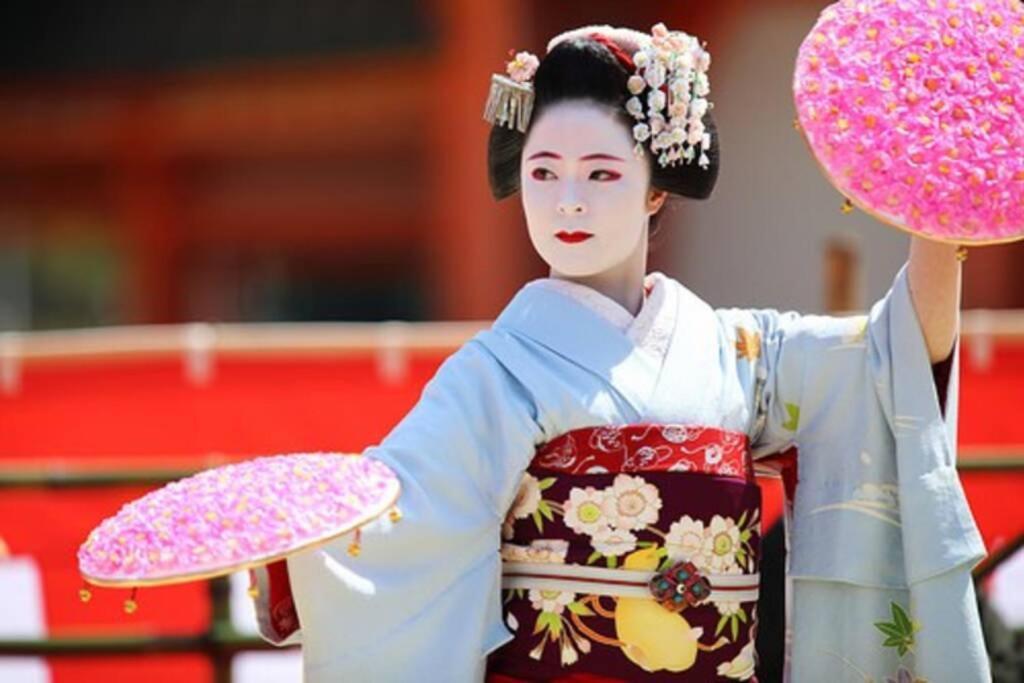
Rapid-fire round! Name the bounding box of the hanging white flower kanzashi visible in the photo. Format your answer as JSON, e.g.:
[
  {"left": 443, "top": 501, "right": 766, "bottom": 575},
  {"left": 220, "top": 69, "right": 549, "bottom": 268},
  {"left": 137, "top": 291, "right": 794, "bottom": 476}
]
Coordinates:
[
  {"left": 625, "top": 23, "right": 714, "bottom": 170},
  {"left": 483, "top": 23, "right": 714, "bottom": 171}
]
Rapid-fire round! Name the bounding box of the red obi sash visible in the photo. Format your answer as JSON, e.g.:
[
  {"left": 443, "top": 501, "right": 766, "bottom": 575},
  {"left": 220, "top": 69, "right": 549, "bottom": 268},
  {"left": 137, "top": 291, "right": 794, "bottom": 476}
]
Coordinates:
[
  {"left": 488, "top": 424, "right": 760, "bottom": 683},
  {"left": 533, "top": 423, "right": 754, "bottom": 480}
]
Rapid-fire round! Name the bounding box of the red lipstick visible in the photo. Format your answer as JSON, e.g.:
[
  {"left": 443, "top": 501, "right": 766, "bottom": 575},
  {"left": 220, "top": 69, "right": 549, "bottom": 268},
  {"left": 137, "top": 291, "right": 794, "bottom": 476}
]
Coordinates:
[{"left": 555, "top": 231, "right": 594, "bottom": 244}]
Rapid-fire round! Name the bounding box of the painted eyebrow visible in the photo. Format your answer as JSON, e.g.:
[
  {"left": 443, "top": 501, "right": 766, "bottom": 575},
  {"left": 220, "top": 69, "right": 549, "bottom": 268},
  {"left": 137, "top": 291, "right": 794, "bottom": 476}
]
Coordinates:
[{"left": 526, "top": 152, "right": 626, "bottom": 162}]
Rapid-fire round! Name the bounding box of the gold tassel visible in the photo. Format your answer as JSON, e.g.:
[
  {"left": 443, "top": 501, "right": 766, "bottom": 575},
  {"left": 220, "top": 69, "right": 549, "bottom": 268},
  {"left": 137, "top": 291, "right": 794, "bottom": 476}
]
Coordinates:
[
  {"left": 955, "top": 246, "right": 968, "bottom": 262},
  {"left": 483, "top": 74, "right": 534, "bottom": 133},
  {"left": 124, "top": 587, "right": 138, "bottom": 614},
  {"left": 79, "top": 585, "right": 92, "bottom": 603},
  {"left": 841, "top": 198, "right": 854, "bottom": 214},
  {"left": 388, "top": 506, "right": 402, "bottom": 523},
  {"left": 348, "top": 529, "right": 362, "bottom": 557}
]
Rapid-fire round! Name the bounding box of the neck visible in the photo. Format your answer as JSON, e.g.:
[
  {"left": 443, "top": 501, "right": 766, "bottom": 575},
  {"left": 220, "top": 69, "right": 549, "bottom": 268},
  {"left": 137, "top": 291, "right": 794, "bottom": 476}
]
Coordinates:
[{"left": 550, "top": 224, "right": 649, "bottom": 316}]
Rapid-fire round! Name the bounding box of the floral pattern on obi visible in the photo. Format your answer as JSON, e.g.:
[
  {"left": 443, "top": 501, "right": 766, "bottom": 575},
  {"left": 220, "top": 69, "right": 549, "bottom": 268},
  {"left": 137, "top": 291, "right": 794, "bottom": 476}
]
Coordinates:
[
  {"left": 533, "top": 423, "right": 752, "bottom": 478},
  {"left": 488, "top": 424, "right": 762, "bottom": 682}
]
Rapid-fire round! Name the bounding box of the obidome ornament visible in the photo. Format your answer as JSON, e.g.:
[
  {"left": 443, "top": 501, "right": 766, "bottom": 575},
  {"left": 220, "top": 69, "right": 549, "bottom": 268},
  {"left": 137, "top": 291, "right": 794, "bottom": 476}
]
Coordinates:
[
  {"left": 793, "top": 0, "right": 1024, "bottom": 245},
  {"left": 78, "top": 453, "right": 401, "bottom": 603}
]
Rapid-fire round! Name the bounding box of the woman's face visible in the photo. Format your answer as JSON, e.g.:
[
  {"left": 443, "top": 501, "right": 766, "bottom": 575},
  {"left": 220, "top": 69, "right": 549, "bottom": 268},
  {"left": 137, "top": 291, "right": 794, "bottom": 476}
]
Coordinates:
[{"left": 521, "top": 100, "right": 664, "bottom": 277}]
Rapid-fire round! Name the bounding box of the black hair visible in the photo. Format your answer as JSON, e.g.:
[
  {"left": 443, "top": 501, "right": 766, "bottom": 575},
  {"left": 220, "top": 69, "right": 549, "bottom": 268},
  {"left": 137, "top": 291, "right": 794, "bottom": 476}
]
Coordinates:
[{"left": 487, "top": 36, "right": 720, "bottom": 204}]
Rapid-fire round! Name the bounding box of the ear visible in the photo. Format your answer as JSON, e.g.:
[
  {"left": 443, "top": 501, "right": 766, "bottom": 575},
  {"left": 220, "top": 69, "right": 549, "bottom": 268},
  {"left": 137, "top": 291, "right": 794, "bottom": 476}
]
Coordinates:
[{"left": 646, "top": 189, "right": 668, "bottom": 215}]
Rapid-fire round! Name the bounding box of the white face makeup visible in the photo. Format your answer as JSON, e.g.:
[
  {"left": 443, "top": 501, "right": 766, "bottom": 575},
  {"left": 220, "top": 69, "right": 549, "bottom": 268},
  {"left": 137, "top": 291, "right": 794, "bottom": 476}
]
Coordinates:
[{"left": 520, "top": 100, "right": 663, "bottom": 278}]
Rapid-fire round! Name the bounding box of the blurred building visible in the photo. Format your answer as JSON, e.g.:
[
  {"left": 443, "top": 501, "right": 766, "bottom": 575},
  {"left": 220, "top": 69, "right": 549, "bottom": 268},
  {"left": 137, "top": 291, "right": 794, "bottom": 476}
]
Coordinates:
[{"left": 0, "top": 0, "right": 1021, "bottom": 332}]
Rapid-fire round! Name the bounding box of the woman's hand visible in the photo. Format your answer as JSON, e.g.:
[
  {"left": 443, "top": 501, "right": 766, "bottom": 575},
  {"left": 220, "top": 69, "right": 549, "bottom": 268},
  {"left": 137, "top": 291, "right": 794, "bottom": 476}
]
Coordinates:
[{"left": 907, "top": 235, "right": 962, "bottom": 364}]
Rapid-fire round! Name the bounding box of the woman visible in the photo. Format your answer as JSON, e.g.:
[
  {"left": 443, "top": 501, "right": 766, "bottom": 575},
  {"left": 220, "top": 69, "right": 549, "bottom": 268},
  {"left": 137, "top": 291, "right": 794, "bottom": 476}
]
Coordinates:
[{"left": 253, "top": 24, "right": 988, "bottom": 682}]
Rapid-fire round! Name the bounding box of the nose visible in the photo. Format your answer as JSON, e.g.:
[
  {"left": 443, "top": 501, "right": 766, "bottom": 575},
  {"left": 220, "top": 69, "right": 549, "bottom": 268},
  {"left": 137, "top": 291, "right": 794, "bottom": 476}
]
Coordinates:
[{"left": 557, "top": 198, "right": 586, "bottom": 216}]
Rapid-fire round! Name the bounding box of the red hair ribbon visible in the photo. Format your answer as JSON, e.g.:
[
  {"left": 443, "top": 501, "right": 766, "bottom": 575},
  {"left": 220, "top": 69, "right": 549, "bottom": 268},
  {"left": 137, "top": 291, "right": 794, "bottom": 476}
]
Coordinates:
[{"left": 588, "top": 32, "right": 635, "bottom": 71}]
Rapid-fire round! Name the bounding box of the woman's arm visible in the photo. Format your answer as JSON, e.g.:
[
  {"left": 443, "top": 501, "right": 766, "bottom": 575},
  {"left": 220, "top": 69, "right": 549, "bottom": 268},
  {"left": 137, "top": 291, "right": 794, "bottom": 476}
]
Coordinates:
[
  {"left": 254, "top": 338, "right": 543, "bottom": 668},
  {"left": 907, "top": 236, "right": 962, "bottom": 364}
]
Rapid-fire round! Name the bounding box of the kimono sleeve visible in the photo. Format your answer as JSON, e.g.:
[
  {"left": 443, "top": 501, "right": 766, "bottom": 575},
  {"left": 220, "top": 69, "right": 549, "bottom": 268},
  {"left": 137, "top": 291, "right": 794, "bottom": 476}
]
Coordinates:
[
  {"left": 744, "top": 262, "right": 985, "bottom": 583},
  {"left": 257, "top": 338, "right": 543, "bottom": 669},
  {"left": 726, "top": 262, "right": 988, "bottom": 680}
]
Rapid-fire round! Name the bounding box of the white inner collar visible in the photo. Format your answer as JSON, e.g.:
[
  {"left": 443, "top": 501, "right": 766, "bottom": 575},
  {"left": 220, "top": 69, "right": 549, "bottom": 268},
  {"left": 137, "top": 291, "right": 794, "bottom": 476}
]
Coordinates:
[{"left": 523, "top": 272, "right": 676, "bottom": 360}]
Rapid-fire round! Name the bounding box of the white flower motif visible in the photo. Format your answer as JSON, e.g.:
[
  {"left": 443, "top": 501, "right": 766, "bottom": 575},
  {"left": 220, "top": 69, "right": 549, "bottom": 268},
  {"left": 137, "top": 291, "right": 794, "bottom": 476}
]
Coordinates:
[
  {"left": 500, "top": 539, "right": 569, "bottom": 564},
  {"left": 673, "top": 83, "right": 692, "bottom": 103},
  {"left": 506, "top": 610, "right": 519, "bottom": 632},
  {"left": 529, "top": 539, "right": 569, "bottom": 563},
  {"left": 627, "top": 74, "right": 646, "bottom": 95},
  {"left": 590, "top": 426, "right": 624, "bottom": 452},
  {"left": 665, "top": 515, "right": 706, "bottom": 564},
  {"left": 717, "top": 640, "right": 756, "bottom": 680},
  {"left": 591, "top": 526, "right": 638, "bottom": 556},
  {"left": 690, "top": 97, "right": 710, "bottom": 119},
  {"left": 695, "top": 72, "right": 710, "bottom": 97},
  {"left": 626, "top": 445, "right": 672, "bottom": 470},
  {"left": 537, "top": 434, "right": 578, "bottom": 470},
  {"left": 501, "top": 543, "right": 529, "bottom": 562},
  {"left": 645, "top": 63, "right": 666, "bottom": 89},
  {"left": 633, "top": 50, "right": 649, "bottom": 68},
  {"left": 561, "top": 642, "right": 579, "bottom": 666},
  {"left": 510, "top": 473, "right": 542, "bottom": 519},
  {"left": 626, "top": 97, "right": 644, "bottom": 119},
  {"left": 502, "top": 472, "right": 542, "bottom": 539},
  {"left": 649, "top": 113, "right": 667, "bottom": 135},
  {"left": 633, "top": 123, "right": 651, "bottom": 142},
  {"left": 647, "top": 89, "right": 667, "bottom": 113},
  {"left": 602, "top": 474, "right": 662, "bottom": 531},
  {"left": 529, "top": 588, "right": 575, "bottom": 615},
  {"left": 701, "top": 515, "right": 741, "bottom": 573},
  {"left": 703, "top": 443, "right": 723, "bottom": 466},
  {"left": 660, "top": 425, "right": 693, "bottom": 443},
  {"left": 675, "top": 51, "right": 695, "bottom": 70},
  {"left": 563, "top": 487, "right": 609, "bottom": 536}
]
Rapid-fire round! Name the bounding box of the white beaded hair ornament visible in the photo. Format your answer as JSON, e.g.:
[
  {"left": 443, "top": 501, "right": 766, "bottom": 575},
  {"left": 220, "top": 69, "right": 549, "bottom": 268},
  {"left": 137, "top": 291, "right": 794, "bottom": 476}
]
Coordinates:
[{"left": 483, "top": 23, "right": 715, "bottom": 170}]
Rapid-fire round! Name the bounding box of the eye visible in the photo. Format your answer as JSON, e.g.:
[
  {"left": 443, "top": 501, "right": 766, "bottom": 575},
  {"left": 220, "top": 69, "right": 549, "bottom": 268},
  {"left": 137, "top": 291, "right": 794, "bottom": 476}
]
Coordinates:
[
  {"left": 531, "top": 168, "right": 555, "bottom": 181},
  {"left": 590, "top": 169, "right": 621, "bottom": 181}
]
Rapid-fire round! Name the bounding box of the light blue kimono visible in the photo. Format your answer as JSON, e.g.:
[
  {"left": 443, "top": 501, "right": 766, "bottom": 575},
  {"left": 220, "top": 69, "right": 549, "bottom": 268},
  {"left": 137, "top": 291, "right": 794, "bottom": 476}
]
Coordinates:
[{"left": 267, "top": 266, "right": 988, "bottom": 682}]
